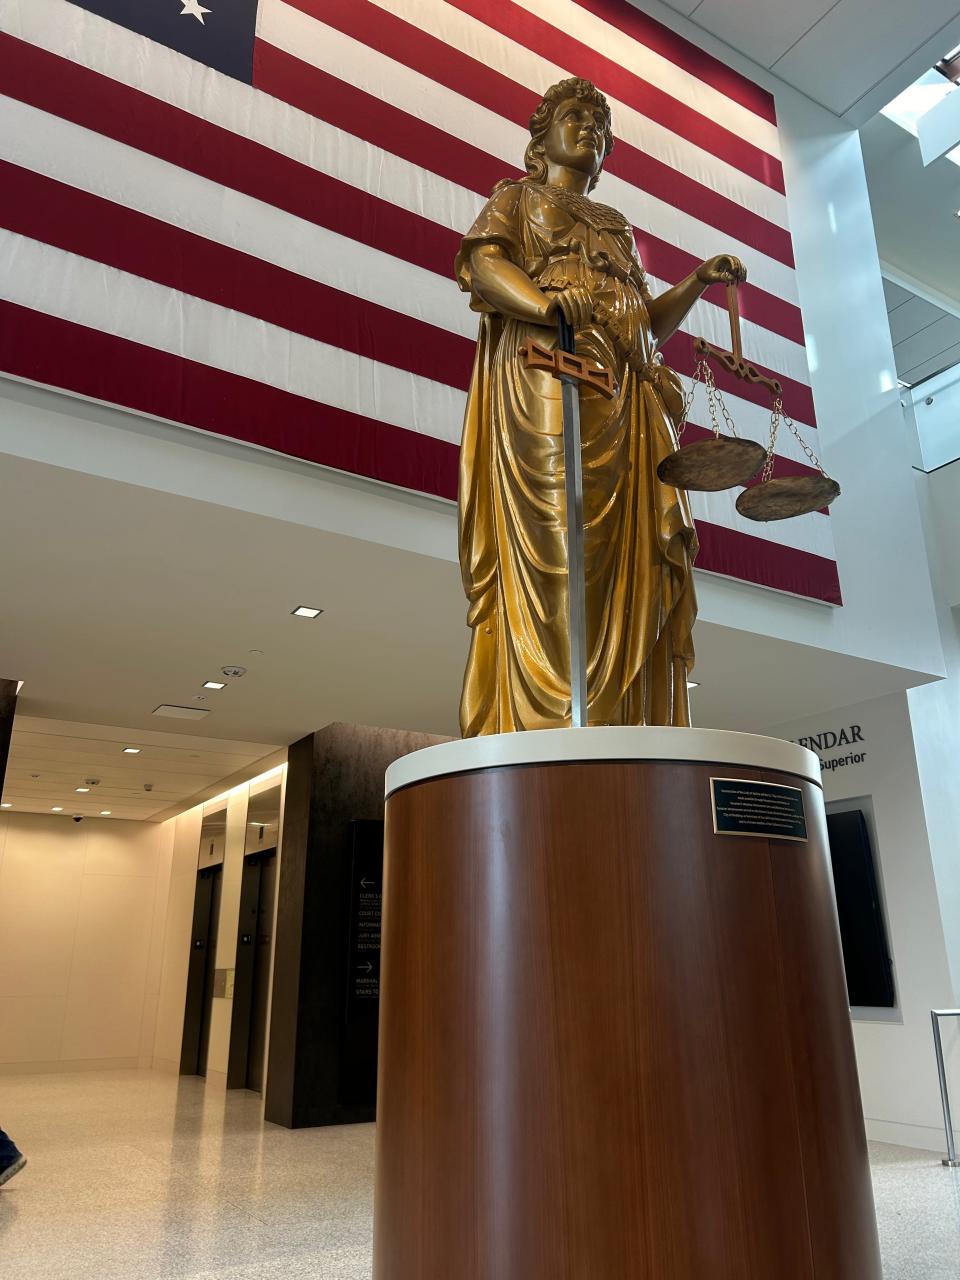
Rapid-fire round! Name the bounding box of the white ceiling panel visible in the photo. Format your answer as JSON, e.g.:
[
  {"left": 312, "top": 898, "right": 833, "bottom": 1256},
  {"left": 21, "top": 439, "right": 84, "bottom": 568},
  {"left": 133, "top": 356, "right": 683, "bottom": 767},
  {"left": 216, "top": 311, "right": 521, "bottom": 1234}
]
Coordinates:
[
  {"left": 773, "top": 1, "right": 960, "bottom": 119},
  {"left": 653, "top": 0, "right": 960, "bottom": 123},
  {"left": 882, "top": 270, "right": 960, "bottom": 384},
  {"left": 896, "top": 314, "right": 960, "bottom": 377},
  {"left": 672, "top": 0, "right": 839, "bottom": 70},
  {"left": 887, "top": 295, "right": 950, "bottom": 346},
  {"left": 901, "top": 339, "right": 960, "bottom": 384},
  {"left": 882, "top": 277, "right": 913, "bottom": 311}
]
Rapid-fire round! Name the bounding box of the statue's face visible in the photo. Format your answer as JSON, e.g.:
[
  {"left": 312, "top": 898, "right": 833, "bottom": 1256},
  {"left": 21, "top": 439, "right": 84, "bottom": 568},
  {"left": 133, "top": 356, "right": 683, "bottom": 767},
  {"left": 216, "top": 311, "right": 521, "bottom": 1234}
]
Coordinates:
[{"left": 542, "top": 96, "right": 607, "bottom": 180}]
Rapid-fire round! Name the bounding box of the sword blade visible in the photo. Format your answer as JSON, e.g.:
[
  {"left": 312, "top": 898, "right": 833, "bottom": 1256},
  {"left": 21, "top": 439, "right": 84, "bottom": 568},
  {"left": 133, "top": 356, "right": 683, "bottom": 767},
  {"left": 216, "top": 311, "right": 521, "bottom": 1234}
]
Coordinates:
[{"left": 558, "top": 338, "right": 588, "bottom": 729}]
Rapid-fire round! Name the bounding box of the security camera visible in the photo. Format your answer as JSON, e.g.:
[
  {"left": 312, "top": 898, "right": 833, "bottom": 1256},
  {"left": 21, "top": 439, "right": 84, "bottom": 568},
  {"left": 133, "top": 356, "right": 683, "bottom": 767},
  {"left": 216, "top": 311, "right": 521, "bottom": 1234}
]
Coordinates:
[
  {"left": 72, "top": 814, "right": 84, "bottom": 823},
  {"left": 143, "top": 783, "right": 154, "bottom": 793}
]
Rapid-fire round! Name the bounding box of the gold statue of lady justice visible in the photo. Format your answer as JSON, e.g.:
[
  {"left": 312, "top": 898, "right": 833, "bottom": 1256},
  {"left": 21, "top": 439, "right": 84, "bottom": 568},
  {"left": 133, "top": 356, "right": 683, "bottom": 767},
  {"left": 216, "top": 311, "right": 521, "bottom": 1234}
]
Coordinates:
[{"left": 455, "top": 77, "right": 746, "bottom": 737}]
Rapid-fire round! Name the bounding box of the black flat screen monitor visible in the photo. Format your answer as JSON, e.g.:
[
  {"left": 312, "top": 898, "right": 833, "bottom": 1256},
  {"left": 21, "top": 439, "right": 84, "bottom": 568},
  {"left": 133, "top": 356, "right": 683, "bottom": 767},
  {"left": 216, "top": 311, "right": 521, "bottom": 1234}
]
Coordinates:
[{"left": 825, "top": 809, "right": 896, "bottom": 1009}]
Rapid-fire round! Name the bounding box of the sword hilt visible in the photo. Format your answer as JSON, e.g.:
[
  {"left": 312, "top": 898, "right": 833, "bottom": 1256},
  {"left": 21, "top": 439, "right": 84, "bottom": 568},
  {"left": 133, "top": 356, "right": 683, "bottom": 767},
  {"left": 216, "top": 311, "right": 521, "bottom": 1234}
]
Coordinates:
[{"left": 557, "top": 312, "right": 576, "bottom": 358}]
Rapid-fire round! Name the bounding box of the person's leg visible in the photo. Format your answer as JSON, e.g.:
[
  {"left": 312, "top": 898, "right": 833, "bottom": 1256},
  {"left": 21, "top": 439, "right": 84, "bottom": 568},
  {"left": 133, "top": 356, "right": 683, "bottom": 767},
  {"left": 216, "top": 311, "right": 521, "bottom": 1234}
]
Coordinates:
[{"left": 0, "top": 1126, "right": 26, "bottom": 1186}]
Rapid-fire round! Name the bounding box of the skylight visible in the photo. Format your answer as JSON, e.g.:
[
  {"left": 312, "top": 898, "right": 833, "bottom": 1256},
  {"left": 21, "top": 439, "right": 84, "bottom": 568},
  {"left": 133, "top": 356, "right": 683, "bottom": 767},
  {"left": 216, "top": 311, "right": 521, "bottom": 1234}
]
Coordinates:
[
  {"left": 881, "top": 65, "right": 960, "bottom": 168},
  {"left": 881, "top": 69, "right": 955, "bottom": 137}
]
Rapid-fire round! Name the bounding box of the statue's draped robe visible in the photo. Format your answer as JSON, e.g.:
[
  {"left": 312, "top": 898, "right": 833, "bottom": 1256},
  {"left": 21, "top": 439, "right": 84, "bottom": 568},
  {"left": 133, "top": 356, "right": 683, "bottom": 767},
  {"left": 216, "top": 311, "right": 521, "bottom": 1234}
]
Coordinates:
[{"left": 456, "top": 180, "right": 698, "bottom": 736}]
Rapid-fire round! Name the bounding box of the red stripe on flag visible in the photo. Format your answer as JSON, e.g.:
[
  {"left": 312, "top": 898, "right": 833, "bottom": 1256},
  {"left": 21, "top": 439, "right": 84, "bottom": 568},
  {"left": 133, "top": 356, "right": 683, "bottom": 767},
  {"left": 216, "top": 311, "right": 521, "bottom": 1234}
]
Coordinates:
[
  {"left": 572, "top": 0, "right": 778, "bottom": 125},
  {"left": 0, "top": 160, "right": 474, "bottom": 391},
  {"left": 442, "top": 0, "right": 786, "bottom": 193},
  {"left": 0, "top": 303, "right": 836, "bottom": 603},
  {"left": 695, "top": 520, "right": 842, "bottom": 604},
  {"left": 2, "top": 36, "right": 812, "bottom": 416},
  {"left": 0, "top": 301, "right": 460, "bottom": 499},
  {"left": 254, "top": 40, "right": 797, "bottom": 273}
]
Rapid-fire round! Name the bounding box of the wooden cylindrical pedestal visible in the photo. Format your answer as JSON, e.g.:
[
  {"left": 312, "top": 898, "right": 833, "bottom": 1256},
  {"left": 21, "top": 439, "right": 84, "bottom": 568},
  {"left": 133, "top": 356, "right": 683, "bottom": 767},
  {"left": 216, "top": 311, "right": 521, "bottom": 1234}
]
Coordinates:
[{"left": 373, "top": 728, "right": 882, "bottom": 1279}]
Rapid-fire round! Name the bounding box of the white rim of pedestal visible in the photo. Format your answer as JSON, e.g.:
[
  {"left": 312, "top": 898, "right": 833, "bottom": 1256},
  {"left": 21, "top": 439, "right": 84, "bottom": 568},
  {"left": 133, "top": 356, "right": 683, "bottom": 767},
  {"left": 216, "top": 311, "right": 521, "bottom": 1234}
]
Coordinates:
[{"left": 385, "top": 726, "right": 821, "bottom": 797}]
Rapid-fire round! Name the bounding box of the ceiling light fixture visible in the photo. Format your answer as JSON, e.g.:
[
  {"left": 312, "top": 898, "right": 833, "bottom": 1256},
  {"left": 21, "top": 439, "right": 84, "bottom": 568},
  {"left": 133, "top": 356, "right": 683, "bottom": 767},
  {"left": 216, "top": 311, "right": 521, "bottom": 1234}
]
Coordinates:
[
  {"left": 292, "top": 605, "right": 323, "bottom": 618},
  {"left": 122, "top": 747, "right": 141, "bottom": 754},
  {"left": 203, "top": 680, "right": 226, "bottom": 690},
  {"left": 100, "top": 810, "right": 112, "bottom": 816},
  {"left": 51, "top": 806, "right": 63, "bottom": 812},
  {"left": 75, "top": 787, "right": 90, "bottom": 793},
  {"left": 1, "top": 803, "right": 11, "bottom": 809}
]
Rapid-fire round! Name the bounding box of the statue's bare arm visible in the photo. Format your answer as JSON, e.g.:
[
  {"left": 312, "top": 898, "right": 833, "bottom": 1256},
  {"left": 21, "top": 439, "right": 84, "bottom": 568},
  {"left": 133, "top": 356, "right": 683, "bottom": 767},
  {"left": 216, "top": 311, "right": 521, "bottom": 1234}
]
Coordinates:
[{"left": 647, "top": 254, "right": 747, "bottom": 346}]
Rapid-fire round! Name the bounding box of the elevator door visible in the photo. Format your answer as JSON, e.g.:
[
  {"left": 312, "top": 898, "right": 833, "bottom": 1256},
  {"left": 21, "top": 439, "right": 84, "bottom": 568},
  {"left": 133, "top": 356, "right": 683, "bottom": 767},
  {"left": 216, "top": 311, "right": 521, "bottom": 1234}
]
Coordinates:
[
  {"left": 227, "top": 848, "right": 277, "bottom": 1093},
  {"left": 180, "top": 864, "right": 223, "bottom": 1077},
  {"left": 247, "top": 851, "right": 277, "bottom": 1092}
]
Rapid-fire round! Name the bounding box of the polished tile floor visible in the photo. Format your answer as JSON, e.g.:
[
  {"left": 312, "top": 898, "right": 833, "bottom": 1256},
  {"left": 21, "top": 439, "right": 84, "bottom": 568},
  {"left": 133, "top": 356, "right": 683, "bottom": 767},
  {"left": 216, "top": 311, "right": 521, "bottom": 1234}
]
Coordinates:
[{"left": 0, "top": 1069, "right": 958, "bottom": 1278}]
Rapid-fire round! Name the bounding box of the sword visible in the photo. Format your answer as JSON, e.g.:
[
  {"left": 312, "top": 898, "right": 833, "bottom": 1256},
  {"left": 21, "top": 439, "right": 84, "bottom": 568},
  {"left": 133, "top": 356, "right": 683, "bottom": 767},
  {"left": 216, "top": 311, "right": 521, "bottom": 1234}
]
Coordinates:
[
  {"left": 556, "top": 313, "right": 589, "bottom": 728},
  {"left": 519, "top": 321, "right": 615, "bottom": 729}
]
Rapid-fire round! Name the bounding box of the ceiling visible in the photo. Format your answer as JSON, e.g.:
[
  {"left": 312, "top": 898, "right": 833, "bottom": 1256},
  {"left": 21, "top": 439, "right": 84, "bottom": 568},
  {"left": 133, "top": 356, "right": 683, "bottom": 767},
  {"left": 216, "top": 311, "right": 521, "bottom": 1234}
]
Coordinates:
[
  {"left": 862, "top": 111, "right": 960, "bottom": 316},
  {"left": 881, "top": 275, "right": 960, "bottom": 386},
  {"left": 656, "top": 0, "right": 960, "bottom": 123},
  {"left": 1, "top": 716, "right": 280, "bottom": 821},
  {"left": 0, "top": 447, "right": 938, "bottom": 800}
]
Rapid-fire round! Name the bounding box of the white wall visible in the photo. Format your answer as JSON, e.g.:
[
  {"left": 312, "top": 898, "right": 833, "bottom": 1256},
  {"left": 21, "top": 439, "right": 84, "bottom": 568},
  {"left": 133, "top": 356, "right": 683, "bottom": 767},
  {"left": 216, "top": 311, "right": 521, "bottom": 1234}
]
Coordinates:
[
  {"left": 908, "top": 470, "right": 960, "bottom": 998},
  {"left": 765, "top": 693, "right": 960, "bottom": 1151},
  {"left": 0, "top": 812, "right": 174, "bottom": 1072},
  {"left": 926, "top": 459, "right": 960, "bottom": 608},
  {"left": 152, "top": 805, "right": 203, "bottom": 1072}
]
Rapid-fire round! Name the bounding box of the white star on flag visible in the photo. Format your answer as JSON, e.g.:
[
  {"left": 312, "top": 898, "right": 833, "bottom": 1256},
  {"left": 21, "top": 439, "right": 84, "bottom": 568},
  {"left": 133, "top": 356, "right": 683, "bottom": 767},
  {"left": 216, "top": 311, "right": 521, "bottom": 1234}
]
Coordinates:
[{"left": 180, "top": 0, "right": 211, "bottom": 23}]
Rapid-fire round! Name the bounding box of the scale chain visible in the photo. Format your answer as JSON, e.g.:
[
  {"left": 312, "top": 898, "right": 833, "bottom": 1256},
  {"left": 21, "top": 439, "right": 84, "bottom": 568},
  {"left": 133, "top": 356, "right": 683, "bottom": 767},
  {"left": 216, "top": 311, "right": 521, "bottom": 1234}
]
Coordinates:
[{"left": 768, "top": 395, "right": 827, "bottom": 478}]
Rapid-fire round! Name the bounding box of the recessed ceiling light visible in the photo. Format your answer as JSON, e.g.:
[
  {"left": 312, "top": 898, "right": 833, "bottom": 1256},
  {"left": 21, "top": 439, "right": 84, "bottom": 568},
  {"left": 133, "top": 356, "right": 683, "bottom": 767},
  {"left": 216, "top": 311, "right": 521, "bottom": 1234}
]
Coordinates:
[
  {"left": 51, "top": 806, "right": 63, "bottom": 812},
  {"left": 292, "top": 605, "right": 323, "bottom": 618},
  {"left": 203, "top": 680, "right": 226, "bottom": 690},
  {"left": 122, "top": 747, "right": 141, "bottom": 754},
  {"left": 1, "top": 802, "right": 11, "bottom": 809},
  {"left": 75, "top": 787, "right": 90, "bottom": 793},
  {"left": 100, "top": 810, "right": 112, "bottom": 816}
]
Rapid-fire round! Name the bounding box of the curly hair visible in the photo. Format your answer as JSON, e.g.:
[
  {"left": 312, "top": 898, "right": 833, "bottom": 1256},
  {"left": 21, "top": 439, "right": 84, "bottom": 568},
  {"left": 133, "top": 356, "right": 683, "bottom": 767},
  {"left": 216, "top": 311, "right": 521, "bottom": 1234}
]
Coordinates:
[{"left": 524, "top": 77, "right": 614, "bottom": 193}]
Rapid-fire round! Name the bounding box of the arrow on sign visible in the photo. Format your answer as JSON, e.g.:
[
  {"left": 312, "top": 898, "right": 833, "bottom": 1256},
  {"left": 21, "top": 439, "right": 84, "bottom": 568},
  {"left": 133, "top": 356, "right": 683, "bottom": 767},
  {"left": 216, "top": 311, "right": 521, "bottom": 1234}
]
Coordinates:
[
  {"left": 360, "top": 877, "right": 377, "bottom": 889},
  {"left": 357, "top": 962, "right": 373, "bottom": 973}
]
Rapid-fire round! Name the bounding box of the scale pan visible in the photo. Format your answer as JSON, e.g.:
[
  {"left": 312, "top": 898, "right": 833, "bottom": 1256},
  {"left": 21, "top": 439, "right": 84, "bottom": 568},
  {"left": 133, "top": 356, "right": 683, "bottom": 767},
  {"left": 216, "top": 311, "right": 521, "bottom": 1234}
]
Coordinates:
[
  {"left": 657, "top": 435, "right": 766, "bottom": 492},
  {"left": 736, "top": 474, "right": 841, "bottom": 522}
]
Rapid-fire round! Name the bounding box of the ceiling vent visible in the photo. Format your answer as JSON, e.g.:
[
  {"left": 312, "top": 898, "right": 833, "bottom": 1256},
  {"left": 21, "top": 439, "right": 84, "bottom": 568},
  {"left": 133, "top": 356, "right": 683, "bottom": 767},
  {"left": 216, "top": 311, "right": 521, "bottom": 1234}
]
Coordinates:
[{"left": 152, "top": 704, "right": 211, "bottom": 720}]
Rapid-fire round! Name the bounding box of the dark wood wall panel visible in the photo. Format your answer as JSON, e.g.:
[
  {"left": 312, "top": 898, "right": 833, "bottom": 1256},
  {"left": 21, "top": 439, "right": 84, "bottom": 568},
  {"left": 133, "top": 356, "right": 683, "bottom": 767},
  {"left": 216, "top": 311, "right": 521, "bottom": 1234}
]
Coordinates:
[
  {"left": 374, "top": 758, "right": 882, "bottom": 1279},
  {"left": 265, "top": 722, "right": 444, "bottom": 1129}
]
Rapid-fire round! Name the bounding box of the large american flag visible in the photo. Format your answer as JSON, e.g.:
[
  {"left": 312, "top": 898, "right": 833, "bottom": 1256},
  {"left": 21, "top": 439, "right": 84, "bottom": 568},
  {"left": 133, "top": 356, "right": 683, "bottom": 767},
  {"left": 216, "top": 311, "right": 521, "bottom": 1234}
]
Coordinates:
[{"left": 0, "top": 0, "right": 841, "bottom": 604}]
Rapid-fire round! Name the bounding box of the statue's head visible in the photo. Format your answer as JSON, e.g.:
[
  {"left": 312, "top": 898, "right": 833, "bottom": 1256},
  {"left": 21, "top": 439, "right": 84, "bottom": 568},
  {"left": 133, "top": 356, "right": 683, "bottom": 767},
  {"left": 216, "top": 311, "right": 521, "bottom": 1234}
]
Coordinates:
[{"left": 525, "top": 77, "right": 614, "bottom": 192}]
